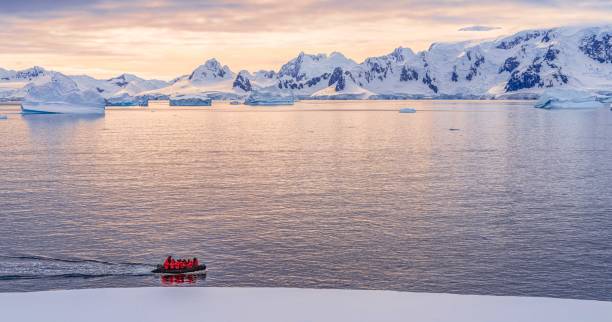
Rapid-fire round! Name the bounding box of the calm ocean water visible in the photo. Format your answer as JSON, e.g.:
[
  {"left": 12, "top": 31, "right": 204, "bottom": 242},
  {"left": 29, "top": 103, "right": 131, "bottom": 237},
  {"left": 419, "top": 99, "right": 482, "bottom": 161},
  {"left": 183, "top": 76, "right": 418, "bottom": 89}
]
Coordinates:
[{"left": 0, "top": 100, "right": 611, "bottom": 300}]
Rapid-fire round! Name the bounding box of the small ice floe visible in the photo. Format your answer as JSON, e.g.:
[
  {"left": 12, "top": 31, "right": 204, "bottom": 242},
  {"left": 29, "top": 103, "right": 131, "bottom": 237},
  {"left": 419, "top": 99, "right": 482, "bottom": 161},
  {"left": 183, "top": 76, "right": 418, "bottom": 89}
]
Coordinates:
[
  {"left": 449, "top": 128, "right": 460, "bottom": 131},
  {"left": 534, "top": 89, "right": 605, "bottom": 109},
  {"left": 398, "top": 108, "right": 416, "bottom": 113},
  {"left": 0, "top": 114, "right": 7, "bottom": 120},
  {"left": 229, "top": 100, "right": 242, "bottom": 105}
]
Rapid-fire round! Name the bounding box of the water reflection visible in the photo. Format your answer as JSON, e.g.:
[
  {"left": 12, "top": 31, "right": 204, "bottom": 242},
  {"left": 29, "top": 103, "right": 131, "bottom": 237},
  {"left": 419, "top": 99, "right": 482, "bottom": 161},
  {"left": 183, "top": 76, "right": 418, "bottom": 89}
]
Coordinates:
[
  {"left": 22, "top": 113, "right": 104, "bottom": 143},
  {"left": 160, "top": 274, "right": 205, "bottom": 286}
]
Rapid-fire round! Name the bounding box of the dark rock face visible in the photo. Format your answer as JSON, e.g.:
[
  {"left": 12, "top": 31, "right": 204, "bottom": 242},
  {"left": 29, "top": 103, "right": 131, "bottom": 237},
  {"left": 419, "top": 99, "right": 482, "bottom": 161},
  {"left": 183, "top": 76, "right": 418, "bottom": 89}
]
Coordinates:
[
  {"left": 504, "top": 43, "right": 568, "bottom": 92},
  {"left": 499, "top": 57, "right": 520, "bottom": 73},
  {"left": 362, "top": 59, "right": 392, "bottom": 82},
  {"left": 422, "top": 73, "right": 438, "bottom": 93},
  {"left": 305, "top": 73, "right": 330, "bottom": 87},
  {"left": 259, "top": 70, "right": 275, "bottom": 79},
  {"left": 400, "top": 66, "right": 418, "bottom": 81},
  {"left": 15, "top": 66, "right": 45, "bottom": 80},
  {"left": 465, "top": 53, "right": 485, "bottom": 81},
  {"left": 328, "top": 67, "right": 347, "bottom": 91},
  {"left": 278, "top": 53, "right": 306, "bottom": 81},
  {"left": 551, "top": 72, "right": 568, "bottom": 85},
  {"left": 505, "top": 62, "right": 543, "bottom": 92},
  {"left": 232, "top": 73, "right": 252, "bottom": 92},
  {"left": 579, "top": 33, "right": 612, "bottom": 63},
  {"left": 496, "top": 31, "right": 547, "bottom": 49},
  {"left": 278, "top": 79, "right": 304, "bottom": 90},
  {"left": 451, "top": 67, "right": 458, "bottom": 82},
  {"left": 544, "top": 46, "right": 560, "bottom": 63},
  {"left": 110, "top": 75, "right": 129, "bottom": 87}
]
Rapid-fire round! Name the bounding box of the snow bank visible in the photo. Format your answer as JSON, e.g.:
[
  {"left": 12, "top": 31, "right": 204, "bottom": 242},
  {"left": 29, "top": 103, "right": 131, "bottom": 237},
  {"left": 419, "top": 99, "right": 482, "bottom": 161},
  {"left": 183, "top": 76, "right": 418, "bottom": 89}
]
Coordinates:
[
  {"left": 534, "top": 88, "right": 605, "bottom": 109},
  {"left": 21, "top": 73, "right": 105, "bottom": 114},
  {"left": 1, "top": 287, "right": 610, "bottom": 322}
]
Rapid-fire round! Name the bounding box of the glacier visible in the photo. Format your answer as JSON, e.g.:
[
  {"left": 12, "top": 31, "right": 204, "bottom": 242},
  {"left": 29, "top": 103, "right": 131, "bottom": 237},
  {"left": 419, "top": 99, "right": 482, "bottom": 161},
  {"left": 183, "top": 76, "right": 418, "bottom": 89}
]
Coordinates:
[{"left": 20, "top": 73, "right": 105, "bottom": 114}]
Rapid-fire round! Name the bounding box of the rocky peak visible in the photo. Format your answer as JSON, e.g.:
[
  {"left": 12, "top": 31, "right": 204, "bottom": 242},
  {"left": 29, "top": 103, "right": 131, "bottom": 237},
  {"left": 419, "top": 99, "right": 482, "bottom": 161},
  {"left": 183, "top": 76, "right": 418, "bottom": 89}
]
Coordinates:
[{"left": 189, "top": 58, "right": 234, "bottom": 82}]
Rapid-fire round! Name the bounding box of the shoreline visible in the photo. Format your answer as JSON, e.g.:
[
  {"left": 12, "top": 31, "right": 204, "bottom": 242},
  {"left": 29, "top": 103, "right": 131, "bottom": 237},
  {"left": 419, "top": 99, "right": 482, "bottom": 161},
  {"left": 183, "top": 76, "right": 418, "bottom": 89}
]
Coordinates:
[{"left": 1, "top": 287, "right": 610, "bottom": 322}]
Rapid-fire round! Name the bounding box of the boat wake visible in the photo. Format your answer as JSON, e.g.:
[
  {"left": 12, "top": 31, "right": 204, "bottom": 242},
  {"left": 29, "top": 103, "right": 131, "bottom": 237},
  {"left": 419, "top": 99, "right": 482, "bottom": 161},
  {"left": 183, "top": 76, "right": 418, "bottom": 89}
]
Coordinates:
[{"left": 0, "top": 254, "right": 153, "bottom": 281}]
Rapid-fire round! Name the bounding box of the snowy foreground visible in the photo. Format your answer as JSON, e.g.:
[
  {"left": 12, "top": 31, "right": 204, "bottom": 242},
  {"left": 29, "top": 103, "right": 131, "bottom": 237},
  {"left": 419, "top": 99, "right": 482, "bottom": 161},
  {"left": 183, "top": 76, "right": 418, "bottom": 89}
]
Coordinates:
[{"left": 1, "top": 287, "right": 611, "bottom": 322}]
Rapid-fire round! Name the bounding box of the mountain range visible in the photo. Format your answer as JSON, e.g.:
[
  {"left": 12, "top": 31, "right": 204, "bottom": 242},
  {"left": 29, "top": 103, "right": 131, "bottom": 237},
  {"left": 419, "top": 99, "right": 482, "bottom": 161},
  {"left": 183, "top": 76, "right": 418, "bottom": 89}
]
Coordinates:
[{"left": 1, "top": 25, "right": 610, "bottom": 103}]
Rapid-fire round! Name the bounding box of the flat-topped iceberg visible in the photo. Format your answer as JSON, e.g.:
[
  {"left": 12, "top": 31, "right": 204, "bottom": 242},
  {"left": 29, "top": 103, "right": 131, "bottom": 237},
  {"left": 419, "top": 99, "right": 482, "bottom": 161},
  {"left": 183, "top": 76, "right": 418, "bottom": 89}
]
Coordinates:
[
  {"left": 534, "top": 89, "right": 605, "bottom": 109},
  {"left": 169, "top": 93, "right": 212, "bottom": 106},
  {"left": 21, "top": 73, "right": 105, "bottom": 114},
  {"left": 105, "top": 93, "right": 149, "bottom": 107},
  {"left": 245, "top": 91, "right": 294, "bottom": 106}
]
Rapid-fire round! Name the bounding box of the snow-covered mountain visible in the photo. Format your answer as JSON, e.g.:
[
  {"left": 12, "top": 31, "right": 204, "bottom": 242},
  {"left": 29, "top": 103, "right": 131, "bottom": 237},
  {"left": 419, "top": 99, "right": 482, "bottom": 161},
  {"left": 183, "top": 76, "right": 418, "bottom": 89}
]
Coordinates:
[
  {"left": 2, "top": 25, "right": 610, "bottom": 103},
  {"left": 0, "top": 66, "right": 168, "bottom": 102},
  {"left": 72, "top": 73, "right": 168, "bottom": 98},
  {"left": 142, "top": 58, "right": 243, "bottom": 100},
  {"left": 256, "top": 25, "right": 610, "bottom": 99},
  {"left": 0, "top": 66, "right": 52, "bottom": 101}
]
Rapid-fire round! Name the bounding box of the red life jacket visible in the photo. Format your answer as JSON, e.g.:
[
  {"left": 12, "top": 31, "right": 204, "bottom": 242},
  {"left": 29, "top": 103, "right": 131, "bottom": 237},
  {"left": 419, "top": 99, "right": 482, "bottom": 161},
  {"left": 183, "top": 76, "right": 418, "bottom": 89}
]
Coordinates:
[
  {"left": 171, "top": 259, "right": 176, "bottom": 270},
  {"left": 193, "top": 258, "right": 199, "bottom": 267},
  {"left": 187, "top": 260, "right": 193, "bottom": 269}
]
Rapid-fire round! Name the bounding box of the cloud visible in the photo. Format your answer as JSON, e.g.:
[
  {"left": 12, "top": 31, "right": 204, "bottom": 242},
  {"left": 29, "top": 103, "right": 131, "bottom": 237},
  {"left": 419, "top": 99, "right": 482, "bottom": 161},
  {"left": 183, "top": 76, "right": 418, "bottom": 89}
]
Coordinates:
[
  {"left": 458, "top": 25, "right": 501, "bottom": 31},
  {"left": 0, "top": 0, "right": 610, "bottom": 79}
]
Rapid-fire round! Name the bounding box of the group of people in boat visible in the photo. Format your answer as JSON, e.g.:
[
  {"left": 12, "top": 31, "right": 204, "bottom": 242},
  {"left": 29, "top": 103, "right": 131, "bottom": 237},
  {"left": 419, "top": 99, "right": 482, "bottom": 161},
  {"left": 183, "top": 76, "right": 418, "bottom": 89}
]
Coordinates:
[{"left": 163, "top": 256, "right": 199, "bottom": 270}]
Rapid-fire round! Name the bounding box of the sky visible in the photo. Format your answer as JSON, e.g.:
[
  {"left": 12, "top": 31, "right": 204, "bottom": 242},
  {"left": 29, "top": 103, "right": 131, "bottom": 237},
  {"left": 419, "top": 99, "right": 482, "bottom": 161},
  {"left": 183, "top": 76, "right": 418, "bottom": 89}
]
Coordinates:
[{"left": 0, "top": 0, "right": 610, "bottom": 80}]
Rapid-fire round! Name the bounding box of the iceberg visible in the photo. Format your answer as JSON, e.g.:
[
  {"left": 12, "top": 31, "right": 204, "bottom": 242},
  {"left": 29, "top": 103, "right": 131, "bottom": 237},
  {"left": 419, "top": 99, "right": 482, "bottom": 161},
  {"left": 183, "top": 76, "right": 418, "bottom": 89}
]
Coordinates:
[
  {"left": 245, "top": 91, "right": 294, "bottom": 106},
  {"left": 20, "top": 73, "right": 105, "bottom": 114},
  {"left": 169, "top": 93, "right": 212, "bottom": 106},
  {"left": 105, "top": 93, "right": 149, "bottom": 107},
  {"left": 399, "top": 108, "right": 417, "bottom": 113},
  {"left": 534, "top": 89, "right": 605, "bottom": 109}
]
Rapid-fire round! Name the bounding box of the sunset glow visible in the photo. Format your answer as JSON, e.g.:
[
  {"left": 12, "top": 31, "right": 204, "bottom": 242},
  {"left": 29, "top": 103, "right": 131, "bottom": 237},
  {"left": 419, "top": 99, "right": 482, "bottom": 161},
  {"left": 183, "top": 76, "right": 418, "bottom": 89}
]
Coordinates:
[{"left": 1, "top": 1, "right": 610, "bottom": 79}]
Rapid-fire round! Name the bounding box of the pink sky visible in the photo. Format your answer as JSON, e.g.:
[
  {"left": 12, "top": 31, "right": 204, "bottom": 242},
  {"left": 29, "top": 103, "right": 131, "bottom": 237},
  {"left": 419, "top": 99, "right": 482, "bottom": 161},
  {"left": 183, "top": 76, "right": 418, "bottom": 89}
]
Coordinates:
[{"left": 0, "top": 0, "right": 610, "bottom": 80}]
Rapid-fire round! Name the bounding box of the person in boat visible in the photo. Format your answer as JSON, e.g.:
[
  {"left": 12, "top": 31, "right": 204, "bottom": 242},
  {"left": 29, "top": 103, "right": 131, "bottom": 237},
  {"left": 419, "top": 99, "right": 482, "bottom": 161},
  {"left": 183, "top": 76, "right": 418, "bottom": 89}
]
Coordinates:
[
  {"left": 193, "top": 257, "right": 199, "bottom": 267},
  {"left": 163, "top": 256, "right": 172, "bottom": 270}
]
